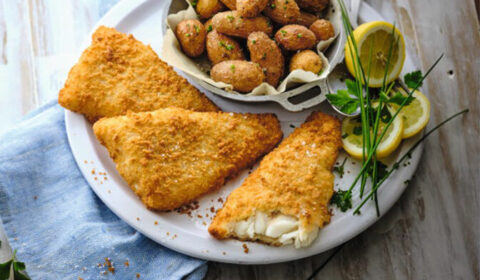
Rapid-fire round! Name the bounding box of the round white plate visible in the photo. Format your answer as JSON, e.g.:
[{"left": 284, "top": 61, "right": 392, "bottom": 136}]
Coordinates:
[{"left": 65, "top": 0, "right": 423, "bottom": 264}]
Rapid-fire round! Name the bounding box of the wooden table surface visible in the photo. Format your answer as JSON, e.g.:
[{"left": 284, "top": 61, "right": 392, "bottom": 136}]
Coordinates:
[{"left": 0, "top": 0, "right": 478, "bottom": 279}]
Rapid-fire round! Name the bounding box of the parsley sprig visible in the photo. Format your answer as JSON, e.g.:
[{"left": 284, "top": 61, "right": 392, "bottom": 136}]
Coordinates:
[{"left": 0, "top": 249, "right": 30, "bottom": 280}]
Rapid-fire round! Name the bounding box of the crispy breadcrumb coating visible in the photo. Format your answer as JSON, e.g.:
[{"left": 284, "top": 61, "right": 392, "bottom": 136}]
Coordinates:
[
  {"left": 93, "top": 108, "right": 283, "bottom": 211},
  {"left": 59, "top": 26, "right": 219, "bottom": 122},
  {"left": 209, "top": 112, "right": 342, "bottom": 245}
]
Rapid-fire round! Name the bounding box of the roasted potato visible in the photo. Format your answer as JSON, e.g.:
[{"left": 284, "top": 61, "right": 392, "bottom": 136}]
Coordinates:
[
  {"left": 175, "top": 19, "right": 206, "bottom": 57},
  {"left": 296, "top": 0, "right": 329, "bottom": 13},
  {"left": 296, "top": 11, "right": 318, "bottom": 27},
  {"left": 207, "top": 30, "right": 246, "bottom": 65},
  {"left": 275, "top": 24, "right": 316, "bottom": 51},
  {"left": 212, "top": 11, "right": 273, "bottom": 38},
  {"left": 237, "top": 0, "right": 269, "bottom": 18},
  {"left": 263, "top": 0, "right": 300, "bottom": 25},
  {"left": 247, "top": 32, "right": 284, "bottom": 87},
  {"left": 211, "top": 60, "right": 265, "bottom": 92},
  {"left": 310, "top": 19, "right": 335, "bottom": 41},
  {"left": 219, "top": 0, "right": 236, "bottom": 10},
  {"left": 289, "top": 50, "right": 323, "bottom": 74},
  {"left": 196, "top": 0, "right": 225, "bottom": 19},
  {"left": 204, "top": 18, "right": 214, "bottom": 33}
]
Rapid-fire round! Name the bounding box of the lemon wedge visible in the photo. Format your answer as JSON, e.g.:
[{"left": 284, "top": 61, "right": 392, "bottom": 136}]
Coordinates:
[
  {"left": 341, "top": 111, "right": 404, "bottom": 160},
  {"left": 345, "top": 21, "right": 406, "bottom": 88},
  {"left": 391, "top": 88, "right": 431, "bottom": 138}
]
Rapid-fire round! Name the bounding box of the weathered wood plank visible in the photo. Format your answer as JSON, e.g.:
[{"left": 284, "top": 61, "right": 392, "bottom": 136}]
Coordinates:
[{"left": 0, "top": 0, "right": 37, "bottom": 132}]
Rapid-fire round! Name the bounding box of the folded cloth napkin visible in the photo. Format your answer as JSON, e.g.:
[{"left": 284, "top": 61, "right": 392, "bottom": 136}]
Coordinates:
[{"left": 0, "top": 100, "right": 207, "bottom": 280}]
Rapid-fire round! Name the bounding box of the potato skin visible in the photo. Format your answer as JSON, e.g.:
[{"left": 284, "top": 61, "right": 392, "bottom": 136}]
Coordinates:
[
  {"left": 196, "top": 0, "right": 225, "bottom": 19},
  {"left": 275, "top": 24, "right": 316, "bottom": 51},
  {"left": 175, "top": 19, "right": 206, "bottom": 57},
  {"left": 310, "top": 19, "right": 335, "bottom": 41},
  {"left": 211, "top": 60, "right": 265, "bottom": 92},
  {"left": 296, "top": 11, "right": 318, "bottom": 27},
  {"left": 296, "top": 0, "right": 329, "bottom": 13},
  {"left": 219, "top": 0, "right": 236, "bottom": 10},
  {"left": 289, "top": 50, "right": 323, "bottom": 74},
  {"left": 247, "top": 32, "right": 284, "bottom": 87},
  {"left": 204, "top": 18, "right": 214, "bottom": 32},
  {"left": 212, "top": 11, "right": 273, "bottom": 38},
  {"left": 207, "top": 30, "right": 245, "bottom": 65},
  {"left": 263, "top": 0, "right": 300, "bottom": 25},
  {"left": 237, "top": 0, "right": 269, "bottom": 18}
]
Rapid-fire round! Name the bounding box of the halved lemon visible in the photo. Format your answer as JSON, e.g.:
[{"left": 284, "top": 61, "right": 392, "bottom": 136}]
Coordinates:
[
  {"left": 345, "top": 21, "right": 406, "bottom": 88},
  {"left": 392, "top": 88, "right": 431, "bottom": 138},
  {"left": 341, "top": 111, "right": 404, "bottom": 160}
]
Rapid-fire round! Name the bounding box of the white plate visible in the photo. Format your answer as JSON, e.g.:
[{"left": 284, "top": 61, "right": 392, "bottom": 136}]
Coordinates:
[{"left": 65, "top": 0, "right": 423, "bottom": 264}]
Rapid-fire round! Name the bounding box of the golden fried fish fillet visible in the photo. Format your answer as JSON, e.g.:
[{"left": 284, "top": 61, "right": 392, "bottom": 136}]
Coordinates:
[
  {"left": 93, "top": 107, "right": 283, "bottom": 211},
  {"left": 209, "top": 112, "right": 342, "bottom": 248},
  {"left": 59, "top": 26, "right": 219, "bottom": 122}
]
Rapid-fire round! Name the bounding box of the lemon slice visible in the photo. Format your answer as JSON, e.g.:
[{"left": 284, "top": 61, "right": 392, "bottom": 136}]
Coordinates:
[
  {"left": 341, "top": 112, "right": 404, "bottom": 159},
  {"left": 392, "top": 88, "right": 431, "bottom": 138},
  {"left": 345, "top": 21, "right": 406, "bottom": 88}
]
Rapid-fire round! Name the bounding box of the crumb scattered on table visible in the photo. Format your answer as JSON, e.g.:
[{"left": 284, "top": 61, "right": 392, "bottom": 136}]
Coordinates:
[{"left": 242, "top": 244, "right": 249, "bottom": 254}]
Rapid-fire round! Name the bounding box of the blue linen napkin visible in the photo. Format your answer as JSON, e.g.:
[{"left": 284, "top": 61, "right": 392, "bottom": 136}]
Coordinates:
[{"left": 0, "top": 100, "right": 207, "bottom": 280}]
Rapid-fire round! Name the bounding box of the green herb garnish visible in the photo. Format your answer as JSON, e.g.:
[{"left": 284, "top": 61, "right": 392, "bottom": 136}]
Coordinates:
[
  {"left": 0, "top": 250, "right": 30, "bottom": 280},
  {"left": 207, "top": 25, "right": 213, "bottom": 32},
  {"left": 280, "top": 30, "right": 287, "bottom": 36},
  {"left": 227, "top": 15, "right": 235, "bottom": 22},
  {"left": 219, "top": 41, "right": 234, "bottom": 50},
  {"left": 190, "top": 0, "right": 198, "bottom": 7},
  {"left": 326, "top": 79, "right": 361, "bottom": 114},
  {"left": 330, "top": 190, "right": 352, "bottom": 212},
  {"left": 404, "top": 70, "right": 423, "bottom": 88},
  {"left": 193, "top": 25, "right": 200, "bottom": 33},
  {"left": 297, "top": 33, "right": 303, "bottom": 38},
  {"left": 270, "top": 3, "right": 276, "bottom": 8},
  {"left": 333, "top": 157, "right": 348, "bottom": 178},
  {"left": 230, "top": 64, "right": 236, "bottom": 72},
  {"left": 379, "top": 90, "right": 415, "bottom": 106}
]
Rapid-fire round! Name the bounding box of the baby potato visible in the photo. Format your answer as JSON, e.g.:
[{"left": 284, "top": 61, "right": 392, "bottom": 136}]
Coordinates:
[
  {"left": 237, "top": 0, "right": 269, "bottom": 18},
  {"left": 196, "top": 0, "right": 225, "bottom": 19},
  {"left": 175, "top": 19, "right": 206, "bottom": 57},
  {"left": 289, "top": 50, "right": 323, "bottom": 74},
  {"left": 207, "top": 30, "right": 245, "bottom": 65},
  {"left": 310, "top": 19, "right": 335, "bottom": 41},
  {"left": 211, "top": 60, "right": 265, "bottom": 92},
  {"left": 219, "top": 0, "right": 236, "bottom": 10},
  {"left": 263, "top": 0, "right": 300, "bottom": 25},
  {"left": 204, "top": 18, "right": 214, "bottom": 32},
  {"left": 212, "top": 11, "right": 273, "bottom": 38},
  {"left": 296, "top": 0, "right": 329, "bottom": 13},
  {"left": 247, "top": 32, "right": 284, "bottom": 87},
  {"left": 296, "top": 11, "right": 318, "bottom": 27},
  {"left": 275, "top": 24, "right": 316, "bottom": 51}
]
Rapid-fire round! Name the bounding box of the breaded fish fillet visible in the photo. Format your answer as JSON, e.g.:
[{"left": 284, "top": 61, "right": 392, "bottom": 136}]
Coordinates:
[
  {"left": 209, "top": 112, "right": 342, "bottom": 248},
  {"left": 59, "top": 26, "right": 219, "bottom": 122},
  {"left": 93, "top": 108, "right": 283, "bottom": 211}
]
